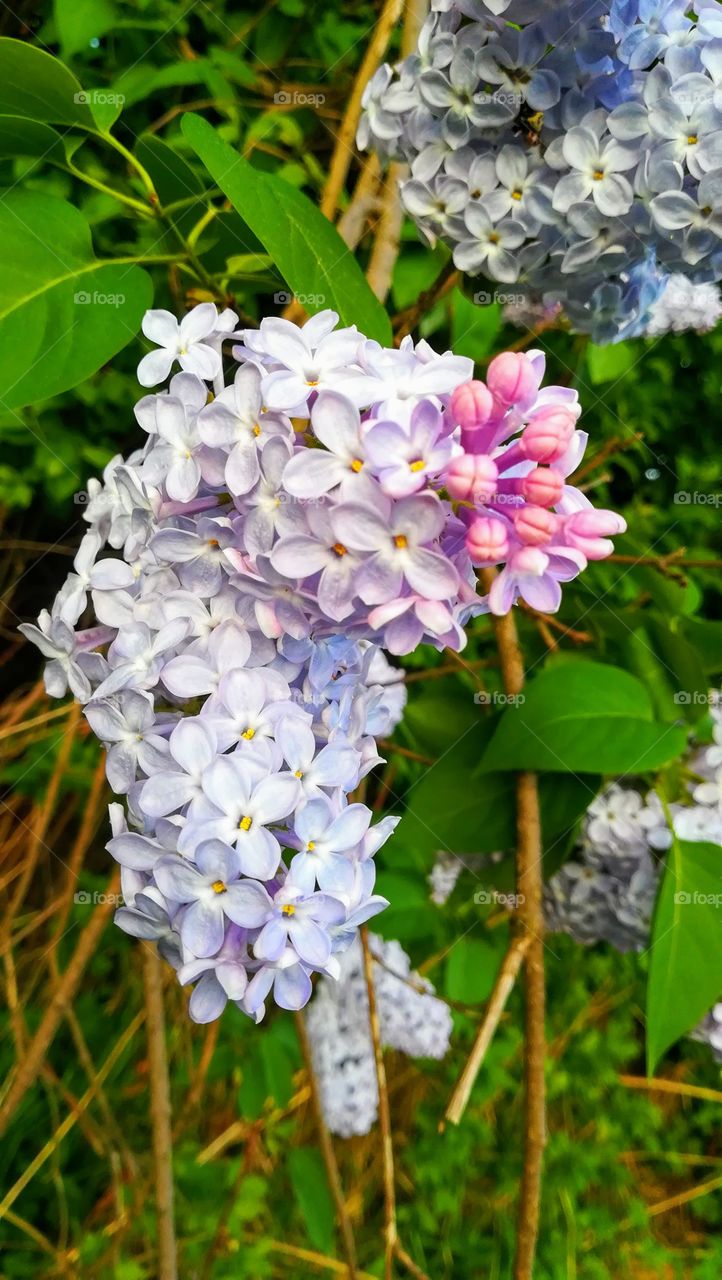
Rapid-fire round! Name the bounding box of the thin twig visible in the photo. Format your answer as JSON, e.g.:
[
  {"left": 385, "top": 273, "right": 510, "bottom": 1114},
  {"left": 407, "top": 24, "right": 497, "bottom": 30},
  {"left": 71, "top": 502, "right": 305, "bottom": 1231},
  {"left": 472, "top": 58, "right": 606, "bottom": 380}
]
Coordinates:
[
  {"left": 366, "top": 160, "right": 407, "bottom": 302},
  {"left": 295, "top": 1010, "right": 358, "bottom": 1278},
  {"left": 143, "top": 948, "right": 178, "bottom": 1280},
  {"left": 337, "top": 155, "right": 381, "bottom": 249},
  {"left": 360, "top": 925, "right": 397, "bottom": 1279},
  {"left": 392, "top": 260, "right": 459, "bottom": 342},
  {"left": 320, "top": 0, "right": 405, "bottom": 220},
  {"left": 443, "top": 934, "right": 531, "bottom": 1128},
  {"left": 619, "top": 1075, "right": 722, "bottom": 1105},
  {"left": 480, "top": 574, "right": 546, "bottom": 1280},
  {"left": 270, "top": 1241, "right": 377, "bottom": 1279}
]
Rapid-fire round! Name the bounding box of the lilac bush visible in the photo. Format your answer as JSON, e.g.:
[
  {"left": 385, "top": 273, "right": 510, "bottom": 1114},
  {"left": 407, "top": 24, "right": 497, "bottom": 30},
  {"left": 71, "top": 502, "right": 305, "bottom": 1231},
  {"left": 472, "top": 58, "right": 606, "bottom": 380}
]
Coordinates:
[
  {"left": 359, "top": 0, "right": 722, "bottom": 342},
  {"left": 21, "top": 304, "right": 625, "bottom": 1024}
]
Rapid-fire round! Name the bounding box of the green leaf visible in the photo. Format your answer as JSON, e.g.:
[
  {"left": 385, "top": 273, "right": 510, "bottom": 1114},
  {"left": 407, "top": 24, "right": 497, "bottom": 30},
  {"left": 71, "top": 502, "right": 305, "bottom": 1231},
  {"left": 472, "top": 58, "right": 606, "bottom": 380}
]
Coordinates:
[
  {"left": 288, "top": 1148, "right": 335, "bottom": 1255},
  {"left": 0, "top": 38, "right": 95, "bottom": 127},
  {"left": 55, "top": 0, "right": 117, "bottom": 59},
  {"left": 134, "top": 133, "right": 205, "bottom": 207},
  {"left": 445, "top": 937, "right": 501, "bottom": 1004},
  {"left": 586, "top": 341, "right": 637, "bottom": 385},
  {"left": 0, "top": 115, "right": 67, "bottom": 166},
  {"left": 0, "top": 192, "right": 152, "bottom": 410},
  {"left": 646, "top": 839, "right": 722, "bottom": 1072},
  {"left": 182, "top": 112, "right": 392, "bottom": 344},
  {"left": 478, "top": 660, "right": 687, "bottom": 775},
  {"left": 451, "top": 288, "right": 502, "bottom": 363}
]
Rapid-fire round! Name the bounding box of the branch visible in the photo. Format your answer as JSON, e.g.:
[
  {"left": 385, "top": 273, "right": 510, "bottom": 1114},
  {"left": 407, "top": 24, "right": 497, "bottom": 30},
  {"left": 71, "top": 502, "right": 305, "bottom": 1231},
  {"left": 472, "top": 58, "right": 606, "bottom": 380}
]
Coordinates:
[
  {"left": 360, "top": 926, "right": 396, "bottom": 1278},
  {"left": 295, "top": 1010, "right": 358, "bottom": 1278},
  {"left": 442, "top": 933, "right": 531, "bottom": 1128},
  {"left": 320, "top": 0, "right": 405, "bottom": 221},
  {"left": 479, "top": 576, "right": 546, "bottom": 1280},
  {"left": 142, "top": 948, "right": 178, "bottom": 1280},
  {"left": 392, "top": 260, "right": 459, "bottom": 342},
  {"left": 366, "top": 161, "right": 407, "bottom": 302}
]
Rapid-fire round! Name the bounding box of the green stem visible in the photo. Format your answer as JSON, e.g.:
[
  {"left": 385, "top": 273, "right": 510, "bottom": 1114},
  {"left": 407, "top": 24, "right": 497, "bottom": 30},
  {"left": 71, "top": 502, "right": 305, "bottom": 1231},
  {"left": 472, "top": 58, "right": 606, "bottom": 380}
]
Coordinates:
[
  {"left": 65, "top": 163, "right": 154, "bottom": 217},
  {"left": 99, "top": 130, "right": 159, "bottom": 203}
]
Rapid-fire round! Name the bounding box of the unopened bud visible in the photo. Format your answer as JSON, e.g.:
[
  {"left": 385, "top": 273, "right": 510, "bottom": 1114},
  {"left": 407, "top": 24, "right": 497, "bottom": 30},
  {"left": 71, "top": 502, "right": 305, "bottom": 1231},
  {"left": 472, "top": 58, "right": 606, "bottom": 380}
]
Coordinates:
[
  {"left": 445, "top": 453, "right": 498, "bottom": 502},
  {"left": 521, "top": 467, "right": 564, "bottom": 507}
]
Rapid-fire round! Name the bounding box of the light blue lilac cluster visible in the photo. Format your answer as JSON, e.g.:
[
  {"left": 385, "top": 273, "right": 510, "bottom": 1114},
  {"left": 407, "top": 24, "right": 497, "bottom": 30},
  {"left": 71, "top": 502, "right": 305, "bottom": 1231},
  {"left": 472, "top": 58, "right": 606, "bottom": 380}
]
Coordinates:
[
  {"left": 19, "top": 303, "right": 624, "bottom": 1023},
  {"left": 359, "top": 0, "right": 722, "bottom": 342}
]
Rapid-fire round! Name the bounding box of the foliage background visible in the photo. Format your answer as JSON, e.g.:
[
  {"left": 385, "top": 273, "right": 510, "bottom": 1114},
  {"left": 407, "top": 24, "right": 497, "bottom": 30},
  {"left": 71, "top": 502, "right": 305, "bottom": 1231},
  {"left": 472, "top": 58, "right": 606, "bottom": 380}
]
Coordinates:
[{"left": 1, "top": 1, "right": 722, "bottom": 1277}]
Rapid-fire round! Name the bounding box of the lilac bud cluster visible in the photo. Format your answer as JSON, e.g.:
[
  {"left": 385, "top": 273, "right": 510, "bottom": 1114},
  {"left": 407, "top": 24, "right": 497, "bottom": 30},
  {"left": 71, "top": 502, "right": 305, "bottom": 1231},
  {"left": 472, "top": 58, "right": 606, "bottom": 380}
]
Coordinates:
[
  {"left": 359, "top": 0, "right": 722, "bottom": 343},
  {"left": 306, "top": 933, "right": 452, "bottom": 1136},
  {"left": 19, "top": 302, "right": 625, "bottom": 1023}
]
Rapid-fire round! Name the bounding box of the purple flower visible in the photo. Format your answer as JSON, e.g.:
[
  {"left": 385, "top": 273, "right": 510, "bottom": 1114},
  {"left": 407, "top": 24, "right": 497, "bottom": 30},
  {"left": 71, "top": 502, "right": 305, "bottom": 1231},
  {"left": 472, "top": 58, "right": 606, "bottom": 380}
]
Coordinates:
[
  {"left": 330, "top": 490, "right": 459, "bottom": 605},
  {"left": 227, "top": 874, "right": 346, "bottom": 967},
  {"left": 140, "top": 718, "right": 217, "bottom": 819},
  {"left": 155, "top": 840, "right": 259, "bottom": 957},
  {"left": 288, "top": 795, "right": 373, "bottom": 895},
  {"left": 364, "top": 399, "right": 457, "bottom": 497},
  {"left": 178, "top": 753, "right": 301, "bottom": 878},
  {"left": 282, "top": 391, "right": 370, "bottom": 496},
  {"left": 270, "top": 504, "right": 363, "bottom": 622}
]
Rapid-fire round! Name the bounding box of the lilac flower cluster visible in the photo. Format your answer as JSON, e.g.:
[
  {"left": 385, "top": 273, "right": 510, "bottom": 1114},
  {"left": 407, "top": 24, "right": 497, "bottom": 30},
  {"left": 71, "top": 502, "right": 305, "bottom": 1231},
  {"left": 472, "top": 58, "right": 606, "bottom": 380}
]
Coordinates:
[
  {"left": 359, "top": 0, "right": 722, "bottom": 343},
  {"left": 544, "top": 693, "right": 722, "bottom": 961},
  {"left": 306, "top": 934, "right": 452, "bottom": 1137},
  {"left": 20, "top": 303, "right": 625, "bottom": 1023}
]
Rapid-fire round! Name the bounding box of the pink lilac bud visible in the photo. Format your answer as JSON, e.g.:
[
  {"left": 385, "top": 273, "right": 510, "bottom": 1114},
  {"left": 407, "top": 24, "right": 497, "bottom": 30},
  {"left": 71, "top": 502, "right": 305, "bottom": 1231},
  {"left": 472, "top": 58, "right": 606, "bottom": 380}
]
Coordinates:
[
  {"left": 444, "top": 453, "right": 498, "bottom": 502},
  {"left": 514, "top": 505, "right": 557, "bottom": 546},
  {"left": 521, "top": 467, "right": 564, "bottom": 507},
  {"left": 486, "top": 352, "right": 538, "bottom": 410},
  {"left": 563, "top": 509, "right": 627, "bottom": 559},
  {"left": 466, "top": 515, "right": 510, "bottom": 564},
  {"left": 521, "top": 407, "right": 577, "bottom": 463},
  {"left": 450, "top": 380, "right": 494, "bottom": 433}
]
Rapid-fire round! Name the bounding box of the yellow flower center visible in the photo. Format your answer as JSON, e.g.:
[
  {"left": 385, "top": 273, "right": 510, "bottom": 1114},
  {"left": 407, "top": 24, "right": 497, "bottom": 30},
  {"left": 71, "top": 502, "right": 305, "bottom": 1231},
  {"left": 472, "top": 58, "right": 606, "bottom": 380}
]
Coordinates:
[
  {"left": 211, "top": 880, "right": 226, "bottom": 895},
  {"left": 332, "top": 541, "right": 347, "bottom": 557},
  {"left": 239, "top": 815, "right": 253, "bottom": 831},
  {"left": 241, "top": 727, "right": 256, "bottom": 740},
  {"left": 294, "top": 769, "right": 304, "bottom": 779},
  {"left": 593, "top": 169, "right": 605, "bottom": 181},
  {"left": 253, "top": 423, "right": 261, "bottom": 437},
  {"left": 511, "top": 189, "right": 523, "bottom": 200},
  {"left": 394, "top": 534, "right": 408, "bottom": 549},
  {"left": 409, "top": 458, "right": 425, "bottom": 472},
  {"left": 281, "top": 903, "right": 296, "bottom": 916},
  {"left": 688, "top": 134, "right": 698, "bottom": 145},
  {"left": 350, "top": 458, "right": 363, "bottom": 472},
  {"left": 306, "top": 840, "right": 316, "bottom": 851}
]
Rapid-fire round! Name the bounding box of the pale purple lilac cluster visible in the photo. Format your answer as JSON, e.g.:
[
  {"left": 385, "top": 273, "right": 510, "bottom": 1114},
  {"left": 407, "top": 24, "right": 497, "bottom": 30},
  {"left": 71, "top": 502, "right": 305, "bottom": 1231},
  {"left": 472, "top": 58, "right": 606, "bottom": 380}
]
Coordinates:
[
  {"left": 20, "top": 303, "right": 624, "bottom": 1023},
  {"left": 359, "top": 0, "right": 722, "bottom": 342},
  {"left": 544, "top": 696, "right": 722, "bottom": 1055},
  {"left": 306, "top": 934, "right": 452, "bottom": 1136}
]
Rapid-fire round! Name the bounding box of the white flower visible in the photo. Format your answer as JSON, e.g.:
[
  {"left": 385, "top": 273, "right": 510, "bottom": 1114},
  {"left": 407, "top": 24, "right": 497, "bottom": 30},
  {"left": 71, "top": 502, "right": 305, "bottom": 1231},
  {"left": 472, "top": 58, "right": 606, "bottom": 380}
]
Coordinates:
[{"left": 138, "top": 304, "right": 223, "bottom": 387}]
